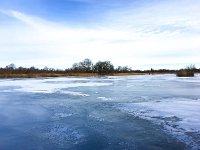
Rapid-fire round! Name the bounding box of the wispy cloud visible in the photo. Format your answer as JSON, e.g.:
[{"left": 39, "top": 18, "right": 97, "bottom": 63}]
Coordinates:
[
  {"left": 0, "top": 0, "right": 200, "bottom": 69},
  {"left": 105, "top": 0, "right": 200, "bottom": 34}
]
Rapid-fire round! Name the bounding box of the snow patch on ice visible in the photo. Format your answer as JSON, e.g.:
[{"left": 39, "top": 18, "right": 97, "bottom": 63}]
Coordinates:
[
  {"left": 60, "top": 91, "right": 89, "bottom": 97},
  {"left": 142, "top": 84, "right": 161, "bottom": 87},
  {"left": 1, "top": 89, "right": 13, "bottom": 92},
  {"left": 0, "top": 78, "right": 112, "bottom": 94},
  {"left": 116, "top": 99, "right": 200, "bottom": 149},
  {"left": 97, "top": 97, "right": 112, "bottom": 101}
]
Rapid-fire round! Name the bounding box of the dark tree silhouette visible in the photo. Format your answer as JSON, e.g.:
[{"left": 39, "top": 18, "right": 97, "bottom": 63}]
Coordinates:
[
  {"left": 72, "top": 58, "right": 93, "bottom": 72},
  {"left": 94, "top": 61, "right": 114, "bottom": 75},
  {"left": 116, "top": 66, "right": 132, "bottom": 73},
  {"left": 72, "top": 63, "right": 80, "bottom": 71},
  {"left": 80, "top": 58, "right": 93, "bottom": 72},
  {"left": 6, "top": 63, "right": 16, "bottom": 69}
]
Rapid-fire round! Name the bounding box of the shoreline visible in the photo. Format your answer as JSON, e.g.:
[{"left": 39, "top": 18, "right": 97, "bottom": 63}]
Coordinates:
[{"left": 0, "top": 72, "right": 175, "bottom": 79}]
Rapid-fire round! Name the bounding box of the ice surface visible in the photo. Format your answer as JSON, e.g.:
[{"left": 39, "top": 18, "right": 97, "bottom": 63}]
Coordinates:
[
  {"left": 116, "top": 98, "right": 200, "bottom": 149},
  {"left": 0, "top": 75, "right": 200, "bottom": 149},
  {"left": 59, "top": 91, "right": 90, "bottom": 97},
  {"left": 44, "top": 124, "right": 85, "bottom": 148},
  {"left": 117, "top": 99, "right": 200, "bottom": 132},
  {"left": 97, "top": 97, "right": 112, "bottom": 101},
  {"left": 0, "top": 77, "right": 112, "bottom": 94},
  {"left": 52, "top": 113, "right": 73, "bottom": 120}
]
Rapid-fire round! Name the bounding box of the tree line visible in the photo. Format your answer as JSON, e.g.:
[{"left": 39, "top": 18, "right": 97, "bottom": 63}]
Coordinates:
[
  {"left": 0, "top": 59, "right": 133, "bottom": 75},
  {"left": 0, "top": 59, "right": 199, "bottom": 76}
]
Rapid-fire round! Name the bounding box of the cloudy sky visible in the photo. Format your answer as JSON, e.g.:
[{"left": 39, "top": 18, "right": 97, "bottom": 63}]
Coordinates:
[{"left": 0, "top": 0, "right": 200, "bottom": 69}]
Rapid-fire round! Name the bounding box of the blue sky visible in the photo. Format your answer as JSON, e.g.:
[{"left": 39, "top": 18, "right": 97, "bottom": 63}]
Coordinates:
[{"left": 0, "top": 0, "right": 200, "bottom": 69}]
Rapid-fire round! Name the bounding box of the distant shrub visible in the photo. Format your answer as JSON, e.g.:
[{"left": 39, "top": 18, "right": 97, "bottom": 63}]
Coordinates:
[
  {"left": 176, "top": 65, "right": 195, "bottom": 77},
  {"left": 176, "top": 69, "right": 194, "bottom": 77}
]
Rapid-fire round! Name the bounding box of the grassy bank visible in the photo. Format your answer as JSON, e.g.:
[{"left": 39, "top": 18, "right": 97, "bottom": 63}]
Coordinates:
[
  {"left": 0, "top": 73, "right": 98, "bottom": 78},
  {"left": 0, "top": 72, "right": 177, "bottom": 78}
]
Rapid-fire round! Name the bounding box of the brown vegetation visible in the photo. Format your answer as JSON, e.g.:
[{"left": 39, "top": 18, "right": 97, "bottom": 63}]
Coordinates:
[
  {"left": 0, "top": 73, "right": 98, "bottom": 78},
  {"left": 176, "top": 69, "right": 194, "bottom": 77},
  {"left": 176, "top": 65, "right": 196, "bottom": 77},
  {"left": 0, "top": 60, "right": 199, "bottom": 78}
]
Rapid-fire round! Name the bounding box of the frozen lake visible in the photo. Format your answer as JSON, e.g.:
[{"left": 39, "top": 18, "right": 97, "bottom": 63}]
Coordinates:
[{"left": 0, "top": 74, "right": 200, "bottom": 150}]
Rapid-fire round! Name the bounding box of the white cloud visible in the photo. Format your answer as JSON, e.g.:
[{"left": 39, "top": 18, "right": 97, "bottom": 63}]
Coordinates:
[{"left": 0, "top": 0, "right": 200, "bottom": 70}]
